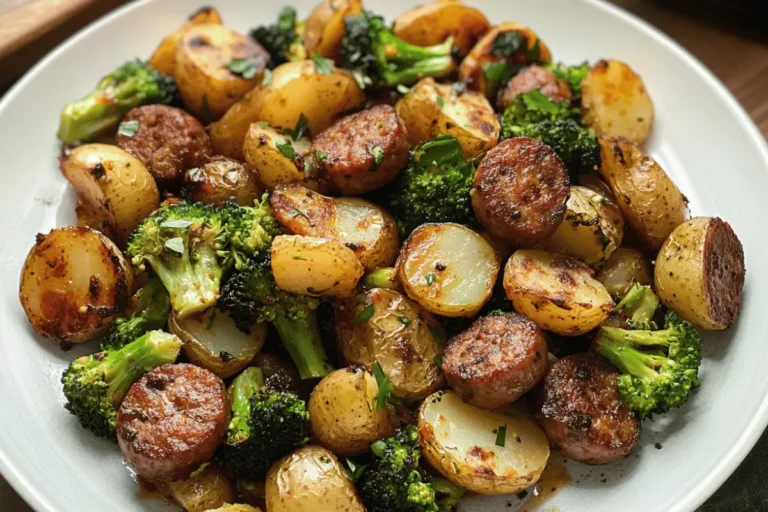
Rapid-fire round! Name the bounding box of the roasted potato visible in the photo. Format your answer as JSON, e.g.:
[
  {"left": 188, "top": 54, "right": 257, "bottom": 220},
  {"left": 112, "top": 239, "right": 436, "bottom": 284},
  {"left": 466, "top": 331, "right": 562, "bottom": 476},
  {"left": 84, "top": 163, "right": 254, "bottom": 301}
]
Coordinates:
[
  {"left": 395, "top": 78, "right": 499, "bottom": 158},
  {"left": 170, "top": 309, "right": 267, "bottom": 378},
  {"left": 149, "top": 7, "right": 224, "bottom": 76},
  {"left": 210, "top": 60, "right": 365, "bottom": 160},
  {"left": 183, "top": 157, "right": 261, "bottom": 206},
  {"left": 597, "top": 135, "right": 688, "bottom": 251},
  {"left": 398, "top": 223, "right": 501, "bottom": 317},
  {"left": 175, "top": 24, "right": 269, "bottom": 121},
  {"left": 544, "top": 186, "right": 624, "bottom": 266},
  {"left": 156, "top": 463, "right": 235, "bottom": 512},
  {"left": 418, "top": 391, "right": 550, "bottom": 494},
  {"left": 19, "top": 226, "right": 133, "bottom": 346},
  {"left": 60, "top": 143, "right": 160, "bottom": 245},
  {"left": 582, "top": 59, "right": 654, "bottom": 145},
  {"left": 271, "top": 235, "right": 364, "bottom": 298},
  {"left": 266, "top": 446, "right": 365, "bottom": 512},
  {"left": 335, "top": 289, "right": 445, "bottom": 399},
  {"left": 654, "top": 217, "right": 745, "bottom": 330},
  {"left": 393, "top": 0, "right": 491, "bottom": 57},
  {"left": 459, "top": 23, "right": 552, "bottom": 99},
  {"left": 206, "top": 506, "right": 261, "bottom": 512},
  {"left": 596, "top": 247, "right": 653, "bottom": 301},
  {"left": 503, "top": 249, "right": 614, "bottom": 336},
  {"left": 271, "top": 183, "right": 399, "bottom": 271},
  {"left": 242, "top": 123, "right": 316, "bottom": 190},
  {"left": 308, "top": 367, "right": 399, "bottom": 456},
  {"left": 304, "top": 0, "right": 362, "bottom": 60}
]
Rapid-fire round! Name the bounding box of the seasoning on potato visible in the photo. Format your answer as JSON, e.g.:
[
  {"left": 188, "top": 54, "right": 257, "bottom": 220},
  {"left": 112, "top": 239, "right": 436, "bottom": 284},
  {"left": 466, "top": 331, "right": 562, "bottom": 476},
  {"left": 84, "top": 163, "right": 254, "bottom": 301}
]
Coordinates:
[
  {"left": 242, "top": 123, "right": 315, "bottom": 191},
  {"left": 183, "top": 156, "right": 262, "bottom": 206}
]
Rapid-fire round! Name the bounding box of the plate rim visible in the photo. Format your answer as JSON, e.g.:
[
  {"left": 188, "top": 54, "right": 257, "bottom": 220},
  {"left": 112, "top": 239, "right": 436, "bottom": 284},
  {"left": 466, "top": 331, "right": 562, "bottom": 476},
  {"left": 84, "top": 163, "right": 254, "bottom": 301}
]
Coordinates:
[{"left": 0, "top": 0, "right": 766, "bottom": 511}]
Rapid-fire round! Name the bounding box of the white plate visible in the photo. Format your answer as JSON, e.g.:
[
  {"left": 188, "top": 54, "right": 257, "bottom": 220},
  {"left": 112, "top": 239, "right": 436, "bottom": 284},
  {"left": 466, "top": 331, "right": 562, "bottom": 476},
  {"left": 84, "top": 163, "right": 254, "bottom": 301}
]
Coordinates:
[{"left": 0, "top": 0, "right": 766, "bottom": 511}]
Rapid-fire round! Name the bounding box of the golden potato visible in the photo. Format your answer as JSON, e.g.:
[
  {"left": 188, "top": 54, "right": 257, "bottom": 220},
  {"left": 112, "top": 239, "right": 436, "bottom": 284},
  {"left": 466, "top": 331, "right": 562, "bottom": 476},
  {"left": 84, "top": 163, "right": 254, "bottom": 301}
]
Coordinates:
[
  {"left": 176, "top": 24, "right": 269, "bottom": 121},
  {"left": 393, "top": 0, "right": 491, "bottom": 57},
  {"left": 597, "top": 135, "right": 688, "bottom": 251},
  {"left": 582, "top": 59, "right": 654, "bottom": 145},
  {"left": 270, "top": 235, "right": 364, "bottom": 298},
  {"left": 544, "top": 186, "right": 624, "bottom": 266},
  {"left": 335, "top": 289, "right": 445, "bottom": 399},
  {"left": 209, "top": 59, "right": 365, "bottom": 160},
  {"left": 148, "top": 7, "right": 224, "bottom": 76},
  {"left": 398, "top": 223, "right": 500, "bottom": 317},
  {"left": 60, "top": 143, "right": 160, "bottom": 245},
  {"left": 304, "top": 0, "right": 362, "bottom": 60},
  {"left": 206, "top": 506, "right": 261, "bottom": 512},
  {"left": 503, "top": 249, "right": 614, "bottom": 336},
  {"left": 183, "top": 156, "right": 261, "bottom": 206},
  {"left": 19, "top": 226, "right": 132, "bottom": 345},
  {"left": 266, "top": 446, "right": 365, "bottom": 512},
  {"left": 270, "top": 183, "right": 399, "bottom": 271},
  {"left": 654, "top": 217, "right": 745, "bottom": 330},
  {"left": 395, "top": 78, "right": 499, "bottom": 158},
  {"left": 156, "top": 464, "right": 235, "bottom": 512},
  {"left": 308, "top": 367, "right": 399, "bottom": 456},
  {"left": 596, "top": 247, "right": 653, "bottom": 302},
  {"left": 419, "top": 391, "right": 550, "bottom": 494},
  {"left": 242, "top": 124, "right": 316, "bottom": 190}
]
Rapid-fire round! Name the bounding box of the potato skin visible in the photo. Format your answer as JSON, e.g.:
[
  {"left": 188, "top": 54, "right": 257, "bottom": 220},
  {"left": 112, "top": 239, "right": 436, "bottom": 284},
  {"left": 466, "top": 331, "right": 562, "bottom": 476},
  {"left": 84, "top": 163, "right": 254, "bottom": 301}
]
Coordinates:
[
  {"left": 597, "top": 135, "right": 687, "bottom": 251},
  {"left": 654, "top": 217, "right": 745, "bottom": 330},
  {"left": 597, "top": 247, "right": 653, "bottom": 302},
  {"left": 335, "top": 289, "right": 445, "bottom": 399},
  {"left": 183, "top": 156, "right": 261, "bottom": 206},
  {"left": 304, "top": 0, "right": 362, "bottom": 60},
  {"left": 148, "top": 6, "right": 224, "bottom": 76},
  {"left": 242, "top": 124, "right": 316, "bottom": 191}
]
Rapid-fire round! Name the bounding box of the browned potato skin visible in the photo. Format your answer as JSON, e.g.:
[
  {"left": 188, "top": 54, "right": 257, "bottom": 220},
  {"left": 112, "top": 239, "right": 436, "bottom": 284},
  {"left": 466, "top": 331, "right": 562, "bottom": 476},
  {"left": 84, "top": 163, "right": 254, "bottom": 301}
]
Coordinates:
[
  {"left": 597, "top": 247, "right": 653, "bottom": 302},
  {"left": 19, "top": 226, "right": 133, "bottom": 346},
  {"left": 654, "top": 217, "right": 745, "bottom": 330},
  {"left": 183, "top": 157, "right": 261, "bottom": 206},
  {"left": 304, "top": 0, "right": 362, "bottom": 60},
  {"left": 335, "top": 289, "right": 445, "bottom": 399},
  {"left": 270, "top": 183, "right": 399, "bottom": 271},
  {"left": 393, "top": 0, "right": 491, "bottom": 57},
  {"left": 472, "top": 137, "right": 570, "bottom": 246},
  {"left": 149, "top": 7, "right": 224, "bottom": 76},
  {"left": 597, "top": 135, "right": 688, "bottom": 251},
  {"left": 176, "top": 24, "right": 269, "bottom": 121}
]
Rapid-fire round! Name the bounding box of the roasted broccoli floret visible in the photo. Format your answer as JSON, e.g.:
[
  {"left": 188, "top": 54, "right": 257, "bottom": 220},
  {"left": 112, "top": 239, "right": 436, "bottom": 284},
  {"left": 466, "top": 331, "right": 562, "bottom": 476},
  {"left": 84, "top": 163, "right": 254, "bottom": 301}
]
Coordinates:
[
  {"left": 216, "top": 367, "right": 310, "bottom": 479},
  {"left": 596, "top": 309, "right": 702, "bottom": 419},
  {"left": 126, "top": 202, "right": 227, "bottom": 319},
  {"left": 381, "top": 135, "right": 476, "bottom": 237},
  {"left": 250, "top": 6, "right": 306, "bottom": 68},
  {"left": 341, "top": 11, "right": 455, "bottom": 87},
  {"left": 57, "top": 60, "right": 178, "bottom": 143},
  {"left": 61, "top": 330, "right": 182, "bottom": 439},
  {"left": 500, "top": 90, "right": 599, "bottom": 177},
  {"left": 432, "top": 477, "right": 467, "bottom": 512},
  {"left": 219, "top": 254, "right": 332, "bottom": 379},
  {"left": 222, "top": 195, "right": 281, "bottom": 269},
  {"left": 546, "top": 61, "right": 590, "bottom": 101},
  {"left": 101, "top": 278, "right": 171, "bottom": 351}
]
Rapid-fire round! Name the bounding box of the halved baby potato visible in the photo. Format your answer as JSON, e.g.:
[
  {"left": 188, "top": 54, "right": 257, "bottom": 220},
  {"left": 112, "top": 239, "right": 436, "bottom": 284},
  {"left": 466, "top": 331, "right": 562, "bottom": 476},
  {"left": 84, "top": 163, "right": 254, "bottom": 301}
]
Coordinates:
[
  {"left": 304, "top": 0, "right": 362, "bottom": 60},
  {"left": 148, "top": 7, "right": 224, "bottom": 76},
  {"left": 596, "top": 247, "right": 653, "bottom": 302},
  {"left": 242, "top": 124, "right": 315, "bottom": 190},
  {"left": 398, "top": 223, "right": 500, "bottom": 317},
  {"left": 19, "top": 226, "right": 133, "bottom": 345},
  {"left": 503, "top": 249, "right": 614, "bottom": 336},
  {"left": 418, "top": 391, "right": 550, "bottom": 494}
]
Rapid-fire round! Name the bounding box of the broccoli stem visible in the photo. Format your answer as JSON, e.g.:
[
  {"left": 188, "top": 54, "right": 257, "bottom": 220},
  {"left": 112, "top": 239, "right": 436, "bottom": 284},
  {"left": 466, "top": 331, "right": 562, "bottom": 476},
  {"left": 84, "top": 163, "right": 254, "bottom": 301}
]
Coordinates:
[
  {"left": 146, "top": 247, "right": 220, "bottom": 319},
  {"left": 361, "top": 268, "right": 398, "bottom": 291},
  {"left": 595, "top": 340, "right": 663, "bottom": 383},
  {"left": 601, "top": 325, "right": 675, "bottom": 348},
  {"left": 616, "top": 283, "right": 659, "bottom": 327},
  {"left": 228, "top": 367, "right": 265, "bottom": 444},
  {"left": 272, "top": 314, "right": 332, "bottom": 380},
  {"left": 378, "top": 33, "right": 453, "bottom": 64},
  {"left": 58, "top": 96, "right": 122, "bottom": 144},
  {"left": 380, "top": 56, "right": 455, "bottom": 86}
]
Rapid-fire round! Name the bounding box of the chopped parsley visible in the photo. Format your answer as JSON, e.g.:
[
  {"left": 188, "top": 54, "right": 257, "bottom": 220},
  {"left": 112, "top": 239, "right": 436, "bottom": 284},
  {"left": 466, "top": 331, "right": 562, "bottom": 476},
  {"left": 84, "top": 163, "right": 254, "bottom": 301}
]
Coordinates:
[
  {"left": 276, "top": 140, "right": 295, "bottom": 159},
  {"left": 117, "top": 120, "right": 139, "bottom": 137},
  {"left": 226, "top": 58, "right": 259, "bottom": 79}
]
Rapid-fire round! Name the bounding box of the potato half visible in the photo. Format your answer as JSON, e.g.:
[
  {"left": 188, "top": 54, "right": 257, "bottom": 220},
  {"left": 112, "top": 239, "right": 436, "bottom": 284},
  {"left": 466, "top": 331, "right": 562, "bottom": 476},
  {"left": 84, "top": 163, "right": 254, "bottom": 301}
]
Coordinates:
[
  {"left": 19, "top": 226, "right": 133, "bottom": 345},
  {"left": 654, "top": 217, "right": 745, "bottom": 330},
  {"left": 60, "top": 143, "right": 160, "bottom": 245},
  {"left": 304, "top": 0, "right": 362, "bottom": 60},
  {"left": 398, "top": 223, "right": 500, "bottom": 317},
  {"left": 149, "top": 7, "right": 224, "bottom": 76},
  {"left": 418, "top": 391, "right": 550, "bottom": 494},
  {"left": 183, "top": 156, "right": 262, "bottom": 206},
  {"left": 156, "top": 463, "right": 235, "bottom": 512},
  {"left": 395, "top": 78, "right": 499, "bottom": 158},
  {"left": 242, "top": 124, "right": 315, "bottom": 190},
  {"left": 596, "top": 247, "right": 653, "bottom": 302},
  {"left": 271, "top": 183, "right": 399, "bottom": 271},
  {"left": 207, "top": 506, "right": 261, "bottom": 512},
  {"left": 503, "top": 249, "right": 613, "bottom": 336}
]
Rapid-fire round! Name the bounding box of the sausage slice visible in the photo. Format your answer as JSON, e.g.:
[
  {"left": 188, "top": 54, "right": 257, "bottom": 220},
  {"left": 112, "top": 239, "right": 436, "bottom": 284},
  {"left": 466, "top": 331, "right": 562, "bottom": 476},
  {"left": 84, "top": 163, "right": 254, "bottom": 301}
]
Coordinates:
[{"left": 498, "top": 65, "right": 572, "bottom": 110}]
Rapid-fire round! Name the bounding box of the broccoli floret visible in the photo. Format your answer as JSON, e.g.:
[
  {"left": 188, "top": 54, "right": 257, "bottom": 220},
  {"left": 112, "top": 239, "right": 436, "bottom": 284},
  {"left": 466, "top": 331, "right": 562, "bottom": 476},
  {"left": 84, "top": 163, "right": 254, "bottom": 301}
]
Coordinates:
[
  {"left": 221, "top": 195, "right": 281, "bottom": 269},
  {"left": 596, "top": 310, "right": 702, "bottom": 419},
  {"left": 614, "top": 283, "right": 660, "bottom": 330},
  {"left": 216, "top": 367, "right": 310, "bottom": 479},
  {"left": 546, "top": 61, "right": 590, "bottom": 101},
  {"left": 101, "top": 278, "right": 171, "bottom": 351},
  {"left": 500, "top": 90, "right": 599, "bottom": 177},
  {"left": 431, "top": 477, "right": 467, "bottom": 512},
  {"left": 126, "top": 201, "right": 227, "bottom": 319},
  {"left": 57, "top": 60, "right": 178, "bottom": 144},
  {"left": 61, "top": 330, "right": 182, "bottom": 439},
  {"left": 381, "top": 135, "right": 476, "bottom": 237},
  {"left": 341, "top": 11, "right": 454, "bottom": 87},
  {"left": 250, "top": 7, "right": 306, "bottom": 68},
  {"left": 219, "top": 255, "right": 333, "bottom": 379}
]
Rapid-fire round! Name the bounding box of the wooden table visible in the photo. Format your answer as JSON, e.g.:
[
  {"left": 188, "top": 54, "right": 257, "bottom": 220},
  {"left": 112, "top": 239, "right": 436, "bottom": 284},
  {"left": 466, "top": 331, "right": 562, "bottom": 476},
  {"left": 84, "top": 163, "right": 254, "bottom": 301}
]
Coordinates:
[{"left": 1, "top": 1, "right": 767, "bottom": 511}]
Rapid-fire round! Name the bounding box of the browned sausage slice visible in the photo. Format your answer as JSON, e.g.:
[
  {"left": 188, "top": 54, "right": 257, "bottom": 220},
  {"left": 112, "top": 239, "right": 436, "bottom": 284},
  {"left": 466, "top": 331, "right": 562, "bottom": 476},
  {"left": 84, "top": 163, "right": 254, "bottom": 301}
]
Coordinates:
[
  {"left": 537, "top": 353, "right": 639, "bottom": 465},
  {"left": 117, "top": 363, "right": 229, "bottom": 482},
  {"left": 498, "top": 65, "right": 572, "bottom": 110},
  {"left": 471, "top": 137, "right": 569, "bottom": 246},
  {"left": 442, "top": 312, "right": 548, "bottom": 409}
]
